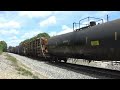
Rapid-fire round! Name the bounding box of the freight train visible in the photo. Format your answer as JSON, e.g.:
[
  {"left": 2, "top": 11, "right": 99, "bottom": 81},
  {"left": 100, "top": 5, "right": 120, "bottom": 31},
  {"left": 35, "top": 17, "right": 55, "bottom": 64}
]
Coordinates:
[{"left": 8, "top": 17, "right": 120, "bottom": 62}]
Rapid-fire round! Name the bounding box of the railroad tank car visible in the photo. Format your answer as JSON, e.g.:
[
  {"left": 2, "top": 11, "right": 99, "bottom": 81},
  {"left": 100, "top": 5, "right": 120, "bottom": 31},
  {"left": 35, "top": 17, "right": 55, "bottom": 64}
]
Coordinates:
[{"left": 47, "top": 18, "right": 120, "bottom": 61}]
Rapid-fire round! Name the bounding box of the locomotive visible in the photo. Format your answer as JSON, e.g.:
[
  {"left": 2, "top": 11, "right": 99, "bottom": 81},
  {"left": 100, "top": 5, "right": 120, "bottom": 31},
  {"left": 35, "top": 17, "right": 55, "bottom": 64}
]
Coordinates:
[{"left": 9, "top": 17, "right": 120, "bottom": 62}]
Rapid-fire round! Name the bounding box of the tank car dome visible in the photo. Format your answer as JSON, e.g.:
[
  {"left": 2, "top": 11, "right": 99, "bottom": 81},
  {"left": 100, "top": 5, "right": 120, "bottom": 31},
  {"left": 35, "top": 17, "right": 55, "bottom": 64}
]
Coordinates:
[{"left": 90, "top": 21, "right": 96, "bottom": 26}]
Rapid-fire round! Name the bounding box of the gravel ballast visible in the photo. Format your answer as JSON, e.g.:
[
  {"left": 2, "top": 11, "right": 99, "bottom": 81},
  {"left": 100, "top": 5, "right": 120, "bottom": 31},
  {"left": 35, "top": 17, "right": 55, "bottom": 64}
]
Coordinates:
[
  {"left": 67, "top": 58, "right": 120, "bottom": 71},
  {"left": 8, "top": 53, "right": 100, "bottom": 79}
]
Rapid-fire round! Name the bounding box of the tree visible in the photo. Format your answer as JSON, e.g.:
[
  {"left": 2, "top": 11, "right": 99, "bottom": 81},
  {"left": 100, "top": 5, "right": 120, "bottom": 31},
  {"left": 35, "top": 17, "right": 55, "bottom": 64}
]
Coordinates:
[{"left": 0, "top": 41, "right": 7, "bottom": 52}]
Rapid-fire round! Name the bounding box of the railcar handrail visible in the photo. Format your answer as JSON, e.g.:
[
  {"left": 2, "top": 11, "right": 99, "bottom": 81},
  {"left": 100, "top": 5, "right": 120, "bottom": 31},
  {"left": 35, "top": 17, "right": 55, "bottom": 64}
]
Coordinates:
[{"left": 73, "top": 17, "right": 104, "bottom": 31}]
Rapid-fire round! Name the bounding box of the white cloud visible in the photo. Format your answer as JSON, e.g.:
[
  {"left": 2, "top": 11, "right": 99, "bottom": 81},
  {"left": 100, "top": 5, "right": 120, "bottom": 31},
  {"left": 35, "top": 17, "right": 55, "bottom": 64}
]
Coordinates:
[
  {"left": 39, "top": 16, "right": 56, "bottom": 27},
  {"left": 57, "top": 25, "right": 73, "bottom": 35},
  {"left": 5, "top": 36, "right": 23, "bottom": 46},
  {"left": 21, "top": 30, "right": 42, "bottom": 39},
  {"left": 0, "top": 21, "right": 20, "bottom": 28},
  {"left": 49, "top": 25, "right": 73, "bottom": 37},
  {"left": 0, "top": 29, "right": 19, "bottom": 35},
  {"left": 9, "top": 36, "right": 18, "bottom": 40},
  {"left": 49, "top": 31, "right": 57, "bottom": 36},
  {"left": 18, "top": 11, "right": 53, "bottom": 18},
  {"left": 0, "top": 20, "right": 21, "bottom": 46},
  {"left": 7, "top": 39, "right": 22, "bottom": 47}
]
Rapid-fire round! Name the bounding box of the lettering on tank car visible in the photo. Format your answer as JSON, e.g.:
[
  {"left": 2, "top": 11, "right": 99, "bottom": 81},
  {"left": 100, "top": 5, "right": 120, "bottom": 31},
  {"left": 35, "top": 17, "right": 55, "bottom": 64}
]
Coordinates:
[
  {"left": 63, "top": 40, "right": 70, "bottom": 45},
  {"left": 91, "top": 40, "right": 99, "bottom": 46},
  {"left": 63, "top": 40, "right": 69, "bottom": 43}
]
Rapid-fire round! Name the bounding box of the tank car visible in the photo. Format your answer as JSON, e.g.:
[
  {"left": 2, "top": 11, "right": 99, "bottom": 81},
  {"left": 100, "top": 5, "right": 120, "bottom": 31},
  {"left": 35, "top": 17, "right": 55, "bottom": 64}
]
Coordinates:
[{"left": 47, "top": 17, "right": 120, "bottom": 62}]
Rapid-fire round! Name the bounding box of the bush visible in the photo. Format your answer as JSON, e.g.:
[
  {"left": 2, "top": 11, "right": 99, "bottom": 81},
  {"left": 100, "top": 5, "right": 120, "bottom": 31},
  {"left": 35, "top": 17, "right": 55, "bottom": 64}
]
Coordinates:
[{"left": 0, "top": 41, "right": 7, "bottom": 52}]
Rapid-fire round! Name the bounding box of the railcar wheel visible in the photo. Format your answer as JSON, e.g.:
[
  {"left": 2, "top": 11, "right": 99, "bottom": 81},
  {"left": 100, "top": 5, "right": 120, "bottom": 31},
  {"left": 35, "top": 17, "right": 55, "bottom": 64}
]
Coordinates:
[
  {"left": 64, "top": 59, "right": 67, "bottom": 63},
  {"left": 57, "top": 59, "right": 61, "bottom": 63}
]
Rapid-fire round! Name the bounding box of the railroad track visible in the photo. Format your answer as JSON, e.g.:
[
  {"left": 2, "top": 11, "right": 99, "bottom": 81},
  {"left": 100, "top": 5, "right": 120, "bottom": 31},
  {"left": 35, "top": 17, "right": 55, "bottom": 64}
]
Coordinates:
[
  {"left": 47, "top": 61, "right": 120, "bottom": 79},
  {"left": 13, "top": 54, "right": 120, "bottom": 79}
]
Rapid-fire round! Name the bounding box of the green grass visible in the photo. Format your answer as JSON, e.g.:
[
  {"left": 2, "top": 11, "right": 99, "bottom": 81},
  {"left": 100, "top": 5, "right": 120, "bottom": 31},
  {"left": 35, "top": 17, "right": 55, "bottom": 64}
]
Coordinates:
[
  {"left": 16, "top": 67, "right": 33, "bottom": 76},
  {"left": 32, "top": 75, "right": 39, "bottom": 79},
  {"left": 5, "top": 53, "right": 39, "bottom": 79},
  {"left": 16, "top": 67, "right": 39, "bottom": 79},
  {"left": 0, "top": 50, "right": 3, "bottom": 55},
  {"left": 5, "top": 54, "right": 17, "bottom": 65}
]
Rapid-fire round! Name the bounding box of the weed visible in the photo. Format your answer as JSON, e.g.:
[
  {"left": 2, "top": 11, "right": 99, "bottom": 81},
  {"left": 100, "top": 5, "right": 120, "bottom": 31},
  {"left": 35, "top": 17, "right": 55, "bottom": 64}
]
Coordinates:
[
  {"left": 6, "top": 53, "right": 39, "bottom": 79},
  {"left": 0, "top": 50, "right": 3, "bottom": 55},
  {"left": 6, "top": 54, "right": 17, "bottom": 64}
]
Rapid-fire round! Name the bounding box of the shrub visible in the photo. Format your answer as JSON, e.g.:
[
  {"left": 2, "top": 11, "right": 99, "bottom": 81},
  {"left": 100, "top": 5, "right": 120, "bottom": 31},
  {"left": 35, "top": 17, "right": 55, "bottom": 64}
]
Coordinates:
[{"left": 0, "top": 41, "right": 7, "bottom": 52}]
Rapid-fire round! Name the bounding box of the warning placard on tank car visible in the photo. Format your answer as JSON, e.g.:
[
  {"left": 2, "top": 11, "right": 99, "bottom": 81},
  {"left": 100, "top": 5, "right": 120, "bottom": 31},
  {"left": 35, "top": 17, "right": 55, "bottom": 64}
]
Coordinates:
[{"left": 91, "top": 40, "right": 99, "bottom": 46}]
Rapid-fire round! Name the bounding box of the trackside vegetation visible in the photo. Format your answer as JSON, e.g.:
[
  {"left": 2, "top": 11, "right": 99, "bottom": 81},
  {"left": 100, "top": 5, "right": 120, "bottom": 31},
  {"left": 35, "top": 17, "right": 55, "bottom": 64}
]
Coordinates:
[{"left": 0, "top": 41, "right": 7, "bottom": 54}]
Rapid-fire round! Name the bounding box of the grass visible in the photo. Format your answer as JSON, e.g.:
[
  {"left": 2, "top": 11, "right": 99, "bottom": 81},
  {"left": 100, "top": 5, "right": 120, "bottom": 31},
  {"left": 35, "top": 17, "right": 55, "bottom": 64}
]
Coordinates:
[
  {"left": 16, "top": 67, "right": 39, "bottom": 79},
  {"left": 0, "top": 50, "right": 3, "bottom": 55},
  {"left": 5, "top": 53, "right": 39, "bottom": 79},
  {"left": 16, "top": 67, "right": 33, "bottom": 76},
  {"left": 5, "top": 53, "right": 17, "bottom": 66}
]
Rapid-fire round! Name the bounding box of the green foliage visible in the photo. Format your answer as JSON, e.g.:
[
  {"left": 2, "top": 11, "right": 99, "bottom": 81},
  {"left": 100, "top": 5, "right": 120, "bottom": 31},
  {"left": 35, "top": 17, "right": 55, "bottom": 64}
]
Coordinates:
[
  {"left": 37, "top": 33, "right": 50, "bottom": 39},
  {"left": 17, "top": 67, "right": 39, "bottom": 79},
  {"left": 5, "top": 53, "right": 39, "bottom": 79},
  {"left": 0, "top": 41, "right": 7, "bottom": 52},
  {"left": 20, "top": 39, "right": 30, "bottom": 45},
  {"left": 5, "top": 53, "right": 17, "bottom": 66},
  {"left": 19, "top": 32, "right": 50, "bottom": 45}
]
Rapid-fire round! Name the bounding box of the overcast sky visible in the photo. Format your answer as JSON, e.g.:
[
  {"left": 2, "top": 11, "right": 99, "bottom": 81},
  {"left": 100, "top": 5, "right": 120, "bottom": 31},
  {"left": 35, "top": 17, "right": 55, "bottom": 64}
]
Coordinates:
[{"left": 0, "top": 11, "right": 120, "bottom": 47}]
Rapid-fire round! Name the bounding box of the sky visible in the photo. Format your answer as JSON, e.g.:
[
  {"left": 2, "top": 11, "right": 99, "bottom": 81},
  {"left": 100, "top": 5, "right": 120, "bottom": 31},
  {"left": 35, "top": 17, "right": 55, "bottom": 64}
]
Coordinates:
[{"left": 0, "top": 11, "right": 120, "bottom": 47}]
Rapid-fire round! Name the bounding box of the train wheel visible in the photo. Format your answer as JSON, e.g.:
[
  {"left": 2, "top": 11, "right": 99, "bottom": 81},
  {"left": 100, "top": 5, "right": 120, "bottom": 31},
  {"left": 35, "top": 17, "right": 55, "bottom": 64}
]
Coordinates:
[
  {"left": 64, "top": 59, "right": 67, "bottom": 63},
  {"left": 49, "top": 57, "right": 54, "bottom": 62},
  {"left": 54, "top": 58, "right": 60, "bottom": 63}
]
